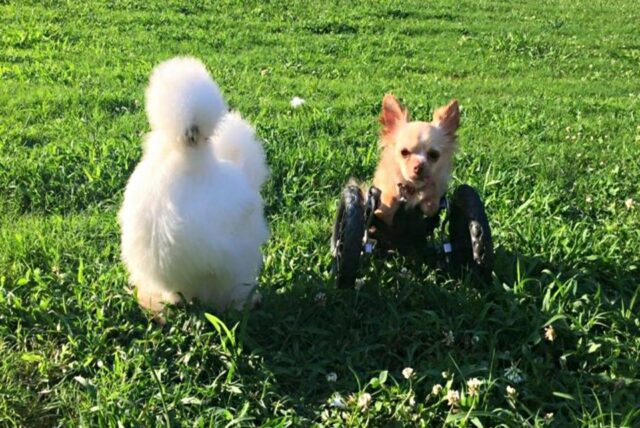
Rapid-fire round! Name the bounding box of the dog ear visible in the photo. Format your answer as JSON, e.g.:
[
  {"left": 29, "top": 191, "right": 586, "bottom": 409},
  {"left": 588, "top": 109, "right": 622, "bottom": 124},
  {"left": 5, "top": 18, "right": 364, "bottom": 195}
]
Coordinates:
[
  {"left": 433, "top": 99, "right": 460, "bottom": 135},
  {"left": 380, "top": 94, "right": 407, "bottom": 138}
]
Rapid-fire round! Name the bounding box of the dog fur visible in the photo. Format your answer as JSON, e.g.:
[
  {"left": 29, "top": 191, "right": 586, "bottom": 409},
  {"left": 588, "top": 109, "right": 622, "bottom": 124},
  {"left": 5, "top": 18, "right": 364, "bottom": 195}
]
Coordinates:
[{"left": 372, "top": 94, "right": 460, "bottom": 225}]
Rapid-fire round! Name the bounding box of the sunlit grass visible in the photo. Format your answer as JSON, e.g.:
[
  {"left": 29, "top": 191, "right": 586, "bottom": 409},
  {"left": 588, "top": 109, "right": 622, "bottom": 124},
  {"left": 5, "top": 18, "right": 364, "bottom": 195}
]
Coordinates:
[{"left": 1, "top": 0, "right": 639, "bottom": 426}]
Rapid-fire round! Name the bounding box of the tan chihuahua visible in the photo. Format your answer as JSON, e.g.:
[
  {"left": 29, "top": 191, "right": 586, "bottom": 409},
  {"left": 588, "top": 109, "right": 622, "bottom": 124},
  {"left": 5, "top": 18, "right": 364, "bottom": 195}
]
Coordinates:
[{"left": 372, "top": 94, "right": 460, "bottom": 225}]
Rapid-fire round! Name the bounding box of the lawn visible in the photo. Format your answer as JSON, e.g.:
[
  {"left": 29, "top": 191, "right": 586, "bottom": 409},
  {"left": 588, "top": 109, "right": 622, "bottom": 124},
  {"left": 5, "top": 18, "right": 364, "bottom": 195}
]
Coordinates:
[{"left": 1, "top": 0, "right": 639, "bottom": 426}]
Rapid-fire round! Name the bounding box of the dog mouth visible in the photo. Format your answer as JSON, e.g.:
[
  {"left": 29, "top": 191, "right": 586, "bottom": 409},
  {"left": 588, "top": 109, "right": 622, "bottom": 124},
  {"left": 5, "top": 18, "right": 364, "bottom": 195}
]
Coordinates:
[
  {"left": 406, "top": 174, "right": 431, "bottom": 187},
  {"left": 397, "top": 175, "right": 432, "bottom": 201}
]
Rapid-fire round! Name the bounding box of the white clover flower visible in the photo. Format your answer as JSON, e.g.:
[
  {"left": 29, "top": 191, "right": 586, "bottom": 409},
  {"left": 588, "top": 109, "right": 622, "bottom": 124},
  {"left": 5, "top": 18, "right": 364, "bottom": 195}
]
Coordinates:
[
  {"left": 431, "top": 384, "right": 443, "bottom": 396},
  {"left": 354, "top": 278, "right": 365, "bottom": 290},
  {"left": 402, "top": 367, "right": 414, "bottom": 379},
  {"left": 586, "top": 196, "right": 593, "bottom": 203},
  {"left": 326, "top": 372, "right": 337, "bottom": 382},
  {"left": 320, "top": 409, "right": 330, "bottom": 421},
  {"left": 466, "top": 377, "right": 482, "bottom": 396},
  {"left": 314, "top": 292, "right": 327, "bottom": 306},
  {"left": 544, "top": 412, "right": 554, "bottom": 421},
  {"left": 329, "top": 393, "right": 346, "bottom": 409},
  {"left": 446, "top": 389, "right": 460, "bottom": 406},
  {"left": 357, "top": 392, "right": 372, "bottom": 410},
  {"left": 290, "top": 96, "right": 306, "bottom": 108},
  {"left": 506, "top": 385, "right": 517, "bottom": 400},
  {"left": 544, "top": 325, "right": 556, "bottom": 342},
  {"left": 408, "top": 394, "right": 416, "bottom": 407},
  {"left": 442, "top": 330, "right": 455, "bottom": 346},
  {"left": 441, "top": 371, "right": 450, "bottom": 379},
  {"left": 504, "top": 366, "right": 524, "bottom": 384},
  {"left": 625, "top": 198, "right": 634, "bottom": 209}
]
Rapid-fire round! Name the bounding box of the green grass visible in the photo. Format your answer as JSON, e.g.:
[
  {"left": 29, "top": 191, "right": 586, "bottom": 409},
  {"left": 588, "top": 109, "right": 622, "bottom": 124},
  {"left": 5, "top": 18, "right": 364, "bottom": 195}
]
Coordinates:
[{"left": 1, "top": 0, "right": 639, "bottom": 426}]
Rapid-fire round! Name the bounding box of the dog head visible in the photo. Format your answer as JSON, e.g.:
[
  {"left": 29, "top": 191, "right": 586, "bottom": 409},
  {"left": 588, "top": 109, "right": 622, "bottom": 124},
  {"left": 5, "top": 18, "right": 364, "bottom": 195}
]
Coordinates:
[{"left": 379, "top": 94, "right": 460, "bottom": 189}]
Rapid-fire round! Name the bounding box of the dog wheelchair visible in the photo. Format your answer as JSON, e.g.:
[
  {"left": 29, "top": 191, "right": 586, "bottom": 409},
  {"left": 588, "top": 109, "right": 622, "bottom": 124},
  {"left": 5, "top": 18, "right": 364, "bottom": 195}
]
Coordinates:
[{"left": 331, "top": 183, "right": 494, "bottom": 288}]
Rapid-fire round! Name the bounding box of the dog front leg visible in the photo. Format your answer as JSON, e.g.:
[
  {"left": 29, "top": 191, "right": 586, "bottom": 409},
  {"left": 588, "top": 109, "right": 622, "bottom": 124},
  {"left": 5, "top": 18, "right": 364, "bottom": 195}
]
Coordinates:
[{"left": 375, "top": 191, "right": 400, "bottom": 225}]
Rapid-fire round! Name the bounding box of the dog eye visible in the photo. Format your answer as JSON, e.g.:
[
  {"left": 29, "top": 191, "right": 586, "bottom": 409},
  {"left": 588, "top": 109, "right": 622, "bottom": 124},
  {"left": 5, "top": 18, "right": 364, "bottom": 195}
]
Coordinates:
[
  {"left": 427, "top": 149, "right": 440, "bottom": 162},
  {"left": 400, "top": 148, "right": 410, "bottom": 157}
]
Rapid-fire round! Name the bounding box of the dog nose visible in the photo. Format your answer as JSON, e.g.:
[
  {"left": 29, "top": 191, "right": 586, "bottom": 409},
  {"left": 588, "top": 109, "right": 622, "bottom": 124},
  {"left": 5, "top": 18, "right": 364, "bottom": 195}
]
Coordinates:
[{"left": 414, "top": 163, "right": 424, "bottom": 175}]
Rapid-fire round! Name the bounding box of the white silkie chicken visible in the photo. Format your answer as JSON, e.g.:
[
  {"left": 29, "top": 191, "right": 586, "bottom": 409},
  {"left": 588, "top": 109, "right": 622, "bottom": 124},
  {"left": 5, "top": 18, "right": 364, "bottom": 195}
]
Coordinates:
[{"left": 118, "top": 57, "right": 269, "bottom": 313}]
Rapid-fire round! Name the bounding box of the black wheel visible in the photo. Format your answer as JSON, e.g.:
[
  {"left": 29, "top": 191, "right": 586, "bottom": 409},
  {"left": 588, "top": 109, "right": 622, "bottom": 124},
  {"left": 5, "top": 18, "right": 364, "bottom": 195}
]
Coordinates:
[
  {"left": 448, "top": 185, "right": 494, "bottom": 279},
  {"left": 331, "top": 184, "right": 365, "bottom": 288}
]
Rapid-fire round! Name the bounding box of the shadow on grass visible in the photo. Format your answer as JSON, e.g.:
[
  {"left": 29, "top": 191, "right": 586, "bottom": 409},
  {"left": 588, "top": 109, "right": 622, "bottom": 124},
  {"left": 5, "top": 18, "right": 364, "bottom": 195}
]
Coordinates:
[
  {"left": 212, "top": 244, "right": 640, "bottom": 422},
  {"left": 13, "top": 238, "right": 629, "bottom": 425}
]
